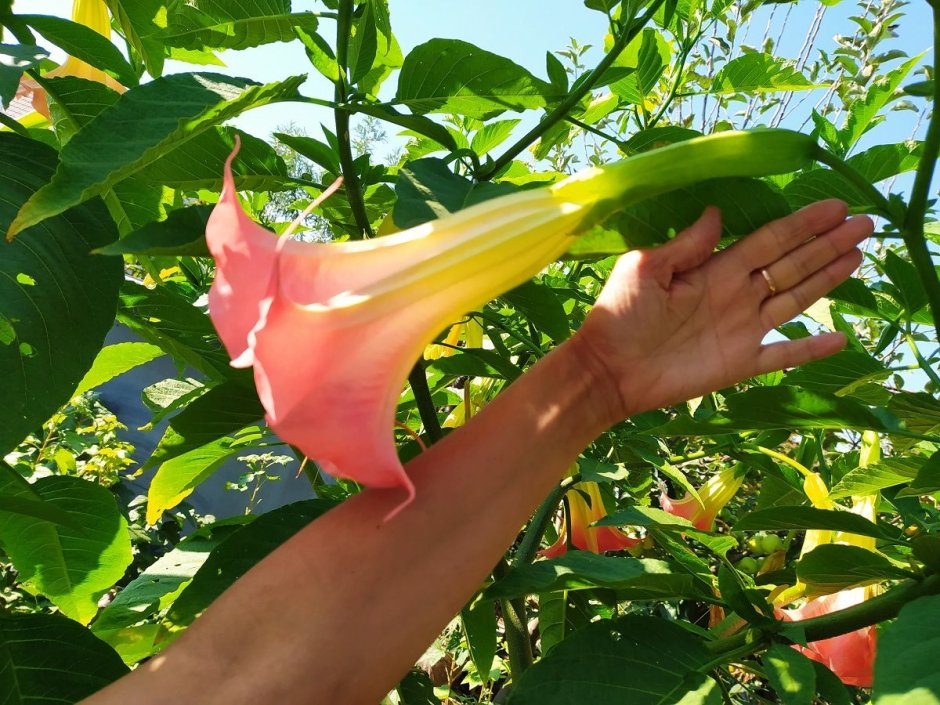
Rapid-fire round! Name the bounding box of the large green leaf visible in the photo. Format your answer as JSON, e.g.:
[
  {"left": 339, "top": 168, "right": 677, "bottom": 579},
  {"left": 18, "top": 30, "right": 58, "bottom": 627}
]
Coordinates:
[
  {"left": 873, "top": 594, "right": 940, "bottom": 705},
  {"left": 395, "top": 38, "right": 555, "bottom": 118},
  {"left": 0, "top": 613, "right": 129, "bottom": 704},
  {"left": 484, "top": 553, "right": 705, "bottom": 601},
  {"left": 501, "top": 281, "right": 570, "bottom": 343},
  {"left": 0, "top": 468, "right": 132, "bottom": 624},
  {"left": 145, "top": 379, "right": 266, "bottom": 470},
  {"left": 159, "top": 0, "right": 320, "bottom": 51},
  {"left": 146, "top": 425, "right": 270, "bottom": 524},
  {"left": 710, "top": 53, "right": 823, "bottom": 94},
  {"left": 652, "top": 386, "right": 904, "bottom": 437},
  {"left": 165, "top": 500, "right": 335, "bottom": 630},
  {"left": 507, "top": 616, "right": 720, "bottom": 705},
  {"left": 610, "top": 28, "right": 671, "bottom": 105},
  {"left": 92, "top": 522, "right": 244, "bottom": 663},
  {"left": 763, "top": 643, "right": 816, "bottom": 705},
  {"left": 74, "top": 342, "right": 165, "bottom": 396},
  {"left": 7, "top": 72, "right": 305, "bottom": 238},
  {"left": 95, "top": 205, "right": 213, "bottom": 257},
  {"left": 782, "top": 350, "right": 890, "bottom": 398},
  {"left": 20, "top": 13, "right": 139, "bottom": 87},
  {"left": 103, "top": 0, "right": 167, "bottom": 76},
  {"left": 897, "top": 451, "right": 940, "bottom": 498},
  {"left": 733, "top": 506, "right": 897, "bottom": 541},
  {"left": 829, "top": 457, "right": 923, "bottom": 499},
  {"left": 797, "top": 544, "right": 911, "bottom": 593},
  {"left": 0, "top": 133, "right": 123, "bottom": 455},
  {"left": 841, "top": 54, "right": 924, "bottom": 150}
]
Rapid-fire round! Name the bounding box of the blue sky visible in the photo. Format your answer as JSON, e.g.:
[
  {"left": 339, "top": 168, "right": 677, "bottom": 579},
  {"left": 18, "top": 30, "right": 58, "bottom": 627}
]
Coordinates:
[{"left": 24, "top": 0, "right": 933, "bottom": 150}]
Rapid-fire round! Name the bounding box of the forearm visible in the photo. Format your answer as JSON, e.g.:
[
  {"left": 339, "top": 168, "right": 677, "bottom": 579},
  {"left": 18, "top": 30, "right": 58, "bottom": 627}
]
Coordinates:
[{"left": 84, "top": 336, "right": 614, "bottom": 705}]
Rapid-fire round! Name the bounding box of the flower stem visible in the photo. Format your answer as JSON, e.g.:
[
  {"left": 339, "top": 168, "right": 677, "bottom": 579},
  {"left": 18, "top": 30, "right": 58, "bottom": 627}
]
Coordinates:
[
  {"left": 514, "top": 474, "right": 580, "bottom": 566},
  {"left": 899, "top": 1, "right": 940, "bottom": 341},
  {"left": 494, "top": 559, "right": 534, "bottom": 677},
  {"left": 812, "top": 147, "right": 899, "bottom": 222},
  {"left": 478, "top": 0, "right": 665, "bottom": 181},
  {"left": 408, "top": 360, "right": 443, "bottom": 443},
  {"left": 705, "top": 572, "right": 940, "bottom": 665},
  {"left": 334, "top": 0, "right": 374, "bottom": 238}
]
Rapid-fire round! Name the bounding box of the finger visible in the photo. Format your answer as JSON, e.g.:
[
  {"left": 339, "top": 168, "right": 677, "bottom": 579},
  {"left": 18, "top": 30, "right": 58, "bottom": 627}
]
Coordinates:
[
  {"left": 730, "top": 199, "right": 849, "bottom": 271},
  {"left": 760, "top": 248, "right": 863, "bottom": 328},
  {"left": 666, "top": 206, "right": 722, "bottom": 272},
  {"left": 755, "top": 332, "right": 846, "bottom": 375},
  {"left": 750, "top": 215, "right": 873, "bottom": 299}
]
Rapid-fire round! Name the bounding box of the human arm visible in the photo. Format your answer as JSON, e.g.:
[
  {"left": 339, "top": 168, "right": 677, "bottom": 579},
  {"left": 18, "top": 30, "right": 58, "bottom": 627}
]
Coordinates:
[{"left": 82, "top": 200, "right": 871, "bottom": 705}]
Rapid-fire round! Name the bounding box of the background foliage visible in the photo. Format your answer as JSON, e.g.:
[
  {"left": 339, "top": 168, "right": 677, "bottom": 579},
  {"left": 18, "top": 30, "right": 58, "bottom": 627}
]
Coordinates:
[{"left": 1, "top": 0, "right": 940, "bottom": 703}]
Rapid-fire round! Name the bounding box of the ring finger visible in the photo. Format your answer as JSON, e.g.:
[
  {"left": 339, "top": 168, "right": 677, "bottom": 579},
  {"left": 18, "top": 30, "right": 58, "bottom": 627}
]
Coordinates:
[{"left": 751, "top": 215, "right": 873, "bottom": 299}]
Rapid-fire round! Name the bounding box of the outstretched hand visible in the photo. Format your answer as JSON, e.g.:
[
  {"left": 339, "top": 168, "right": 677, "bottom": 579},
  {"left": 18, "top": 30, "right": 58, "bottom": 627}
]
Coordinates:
[{"left": 573, "top": 200, "right": 873, "bottom": 422}]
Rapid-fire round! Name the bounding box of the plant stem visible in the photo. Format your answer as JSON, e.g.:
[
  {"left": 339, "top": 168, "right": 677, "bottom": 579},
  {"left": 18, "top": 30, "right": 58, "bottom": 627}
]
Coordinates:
[
  {"left": 408, "top": 360, "right": 443, "bottom": 443},
  {"left": 513, "top": 474, "right": 580, "bottom": 566},
  {"left": 334, "top": 0, "right": 373, "bottom": 238},
  {"left": 705, "top": 573, "right": 940, "bottom": 663},
  {"left": 478, "top": 0, "right": 665, "bottom": 181},
  {"left": 812, "top": 147, "right": 898, "bottom": 221},
  {"left": 647, "top": 31, "right": 701, "bottom": 129},
  {"left": 494, "top": 559, "right": 534, "bottom": 677},
  {"left": 900, "top": 1, "right": 940, "bottom": 340},
  {"left": 905, "top": 330, "right": 940, "bottom": 387}
]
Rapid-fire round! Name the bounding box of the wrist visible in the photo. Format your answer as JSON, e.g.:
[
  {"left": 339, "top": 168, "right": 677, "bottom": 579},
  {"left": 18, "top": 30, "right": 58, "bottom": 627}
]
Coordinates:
[{"left": 555, "top": 331, "right": 632, "bottom": 432}]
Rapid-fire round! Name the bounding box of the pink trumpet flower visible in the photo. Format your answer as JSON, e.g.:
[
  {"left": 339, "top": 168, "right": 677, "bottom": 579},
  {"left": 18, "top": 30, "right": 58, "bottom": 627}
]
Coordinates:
[
  {"left": 780, "top": 587, "right": 876, "bottom": 687},
  {"left": 207, "top": 139, "right": 592, "bottom": 504},
  {"left": 540, "top": 482, "right": 639, "bottom": 558},
  {"left": 207, "top": 130, "right": 812, "bottom": 509},
  {"left": 659, "top": 465, "right": 745, "bottom": 531}
]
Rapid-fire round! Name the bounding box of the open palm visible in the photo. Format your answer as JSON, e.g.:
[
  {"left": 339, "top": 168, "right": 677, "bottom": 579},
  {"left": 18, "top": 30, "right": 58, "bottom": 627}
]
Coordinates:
[{"left": 574, "top": 200, "right": 873, "bottom": 422}]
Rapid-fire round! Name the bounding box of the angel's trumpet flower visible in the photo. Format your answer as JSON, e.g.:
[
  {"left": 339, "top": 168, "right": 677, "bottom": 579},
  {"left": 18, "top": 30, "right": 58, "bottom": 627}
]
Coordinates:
[
  {"left": 660, "top": 465, "right": 746, "bottom": 531},
  {"left": 541, "top": 480, "right": 639, "bottom": 557},
  {"left": 27, "top": 0, "right": 126, "bottom": 119},
  {"left": 206, "top": 130, "right": 816, "bottom": 505}
]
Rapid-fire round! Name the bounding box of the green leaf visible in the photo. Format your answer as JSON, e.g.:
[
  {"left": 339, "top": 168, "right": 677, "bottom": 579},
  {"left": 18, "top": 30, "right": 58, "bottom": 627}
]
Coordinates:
[
  {"left": 146, "top": 426, "right": 269, "bottom": 524},
  {"left": 507, "top": 616, "right": 720, "bottom": 705},
  {"left": 797, "top": 544, "right": 911, "bottom": 593},
  {"left": 0, "top": 43, "right": 47, "bottom": 108},
  {"left": 873, "top": 594, "right": 940, "bottom": 705},
  {"left": 882, "top": 250, "right": 928, "bottom": 314},
  {"left": 0, "top": 133, "right": 123, "bottom": 455},
  {"left": 846, "top": 142, "right": 922, "bottom": 183},
  {"left": 21, "top": 13, "right": 139, "bottom": 87},
  {"left": 0, "top": 469, "right": 132, "bottom": 624},
  {"left": 904, "top": 80, "right": 934, "bottom": 97},
  {"left": 829, "top": 457, "right": 922, "bottom": 499},
  {"left": 351, "top": 102, "right": 459, "bottom": 152},
  {"left": 145, "top": 380, "right": 265, "bottom": 470},
  {"left": 95, "top": 205, "right": 213, "bottom": 257},
  {"left": 117, "top": 282, "right": 231, "bottom": 379},
  {"left": 91, "top": 523, "right": 242, "bottom": 663},
  {"left": 135, "top": 126, "right": 298, "bottom": 192},
  {"left": 397, "top": 670, "right": 438, "bottom": 705},
  {"left": 538, "top": 590, "right": 567, "bottom": 654},
  {"left": 653, "top": 386, "right": 904, "bottom": 437},
  {"left": 783, "top": 350, "right": 890, "bottom": 398},
  {"left": 733, "top": 506, "right": 896, "bottom": 541},
  {"left": 889, "top": 394, "right": 940, "bottom": 442},
  {"left": 763, "top": 642, "right": 816, "bottom": 705},
  {"left": 841, "top": 53, "right": 924, "bottom": 150},
  {"left": 7, "top": 72, "right": 305, "bottom": 238},
  {"left": 501, "top": 281, "right": 570, "bottom": 343},
  {"left": 610, "top": 29, "right": 671, "bottom": 105},
  {"left": 396, "top": 38, "right": 554, "bottom": 118},
  {"left": 103, "top": 0, "right": 166, "bottom": 76},
  {"left": 275, "top": 131, "right": 341, "bottom": 174},
  {"left": 710, "top": 53, "right": 823, "bottom": 94},
  {"left": 461, "top": 594, "right": 497, "bottom": 682},
  {"left": 897, "top": 451, "right": 940, "bottom": 498},
  {"left": 0, "top": 613, "right": 129, "bottom": 703},
  {"left": 74, "top": 342, "right": 165, "bottom": 396},
  {"left": 568, "top": 177, "right": 791, "bottom": 256},
  {"left": 348, "top": 0, "right": 378, "bottom": 83},
  {"left": 784, "top": 168, "right": 891, "bottom": 214},
  {"left": 165, "top": 500, "right": 335, "bottom": 629},
  {"left": 484, "top": 553, "right": 704, "bottom": 601},
  {"left": 622, "top": 126, "right": 702, "bottom": 153},
  {"left": 42, "top": 75, "right": 121, "bottom": 144},
  {"left": 159, "top": 0, "right": 320, "bottom": 51},
  {"left": 471, "top": 118, "right": 521, "bottom": 155}
]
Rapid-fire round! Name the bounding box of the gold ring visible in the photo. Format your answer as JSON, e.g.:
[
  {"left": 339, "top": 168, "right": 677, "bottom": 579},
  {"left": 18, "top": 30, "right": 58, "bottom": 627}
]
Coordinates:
[{"left": 760, "top": 268, "right": 777, "bottom": 296}]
